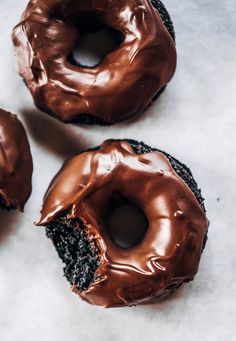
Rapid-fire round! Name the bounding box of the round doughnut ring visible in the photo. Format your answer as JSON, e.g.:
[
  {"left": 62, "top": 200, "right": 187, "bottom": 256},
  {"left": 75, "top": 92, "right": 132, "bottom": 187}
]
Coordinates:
[
  {"left": 12, "top": 0, "right": 176, "bottom": 124},
  {"left": 38, "top": 140, "right": 208, "bottom": 307}
]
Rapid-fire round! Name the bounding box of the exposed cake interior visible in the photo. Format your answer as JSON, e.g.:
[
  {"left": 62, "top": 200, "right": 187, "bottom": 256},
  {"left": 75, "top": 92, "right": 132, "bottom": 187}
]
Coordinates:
[
  {"left": 46, "top": 211, "right": 100, "bottom": 290},
  {"left": 45, "top": 140, "right": 206, "bottom": 292},
  {"left": 151, "top": 0, "right": 175, "bottom": 42}
]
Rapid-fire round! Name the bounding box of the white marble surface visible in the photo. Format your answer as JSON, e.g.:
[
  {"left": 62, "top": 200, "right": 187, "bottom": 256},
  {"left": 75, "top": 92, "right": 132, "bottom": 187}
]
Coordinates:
[{"left": 0, "top": 1, "right": 236, "bottom": 340}]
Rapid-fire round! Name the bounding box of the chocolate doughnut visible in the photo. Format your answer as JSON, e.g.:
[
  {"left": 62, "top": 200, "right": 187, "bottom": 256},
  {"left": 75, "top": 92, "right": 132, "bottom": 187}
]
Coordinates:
[
  {"left": 0, "top": 109, "right": 33, "bottom": 211},
  {"left": 12, "top": 0, "right": 176, "bottom": 125},
  {"left": 38, "top": 140, "right": 209, "bottom": 308}
]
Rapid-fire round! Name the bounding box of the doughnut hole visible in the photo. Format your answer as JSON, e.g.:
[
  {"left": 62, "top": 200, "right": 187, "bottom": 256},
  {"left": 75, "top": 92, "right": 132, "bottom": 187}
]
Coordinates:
[
  {"left": 49, "top": 9, "right": 125, "bottom": 68},
  {"left": 106, "top": 192, "right": 148, "bottom": 249},
  {"left": 69, "top": 27, "right": 124, "bottom": 68},
  {"left": 69, "top": 15, "right": 124, "bottom": 68}
]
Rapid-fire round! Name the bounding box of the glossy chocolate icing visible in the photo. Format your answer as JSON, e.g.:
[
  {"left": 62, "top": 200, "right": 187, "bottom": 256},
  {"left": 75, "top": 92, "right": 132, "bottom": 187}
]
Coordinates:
[
  {"left": 12, "top": 0, "right": 176, "bottom": 124},
  {"left": 0, "top": 109, "right": 33, "bottom": 211},
  {"left": 38, "top": 140, "right": 208, "bottom": 307}
]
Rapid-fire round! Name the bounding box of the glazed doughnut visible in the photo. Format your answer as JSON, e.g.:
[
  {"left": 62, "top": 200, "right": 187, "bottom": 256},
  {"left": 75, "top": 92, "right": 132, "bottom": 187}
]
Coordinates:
[
  {"left": 0, "top": 109, "right": 33, "bottom": 211},
  {"left": 38, "top": 140, "right": 209, "bottom": 308},
  {"left": 12, "top": 0, "right": 176, "bottom": 125}
]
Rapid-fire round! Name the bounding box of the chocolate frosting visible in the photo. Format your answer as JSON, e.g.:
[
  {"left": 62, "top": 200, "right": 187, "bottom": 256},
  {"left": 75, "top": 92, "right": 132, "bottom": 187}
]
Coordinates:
[
  {"left": 38, "top": 140, "right": 208, "bottom": 307},
  {"left": 12, "top": 0, "right": 176, "bottom": 123},
  {"left": 0, "top": 109, "right": 33, "bottom": 210}
]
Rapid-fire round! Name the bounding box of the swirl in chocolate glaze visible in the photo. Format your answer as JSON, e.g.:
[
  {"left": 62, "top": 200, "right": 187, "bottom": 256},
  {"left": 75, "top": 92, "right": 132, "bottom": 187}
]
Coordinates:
[
  {"left": 38, "top": 140, "right": 208, "bottom": 307},
  {"left": 12, "top": 0, "right": 176, "bottom": 124},
  {"left": 0, "top": 109, "right": 33, "bottom": 210}
]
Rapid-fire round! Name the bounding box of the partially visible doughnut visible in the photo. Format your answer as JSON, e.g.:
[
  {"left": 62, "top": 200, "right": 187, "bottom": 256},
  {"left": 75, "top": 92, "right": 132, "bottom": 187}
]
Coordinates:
[{"left": 0, "top": 109, "right": 33, "bottom": 211}]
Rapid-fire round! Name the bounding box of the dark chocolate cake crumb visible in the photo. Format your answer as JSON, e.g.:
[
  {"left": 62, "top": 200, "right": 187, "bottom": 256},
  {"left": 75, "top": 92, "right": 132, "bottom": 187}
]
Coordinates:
[
  {"left": 202, "top": 230, "right": 208, "bottom": 251},
  {"left": 71, "top": 113, "right": 112, "bottom": 126},
  {"left": 151, "top": 0, "right": 175, "bottom": 42},
  {"left": 46, "top": 211, "right": 100, "bottom": 290}
]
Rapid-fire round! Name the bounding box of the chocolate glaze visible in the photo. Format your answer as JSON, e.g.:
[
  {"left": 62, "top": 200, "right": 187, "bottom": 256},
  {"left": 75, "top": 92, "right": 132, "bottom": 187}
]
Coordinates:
[
  {"left": 0, "top": 109, "right": 33, "bottom": 211},
  {"left": 12, "top": 0, "right": 176, "bottom": 124},
  {"left": 38, "top": 140, "right": 208, "bottom": 307}
]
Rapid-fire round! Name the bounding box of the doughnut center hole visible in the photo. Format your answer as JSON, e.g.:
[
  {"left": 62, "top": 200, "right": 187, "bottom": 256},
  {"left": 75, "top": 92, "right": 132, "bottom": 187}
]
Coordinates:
[
  {"left": 106, "top": 193, "right": 148, "bottom": 249},
  {"left": 69, "top": 15, "right": 124, "bottom": 68}
]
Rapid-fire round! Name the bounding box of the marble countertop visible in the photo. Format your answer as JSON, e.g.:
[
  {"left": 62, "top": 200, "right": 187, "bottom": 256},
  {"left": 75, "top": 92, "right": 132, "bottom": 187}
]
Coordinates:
[{"left": 0, "top": 1, "right": 236, "bottom": 340}]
